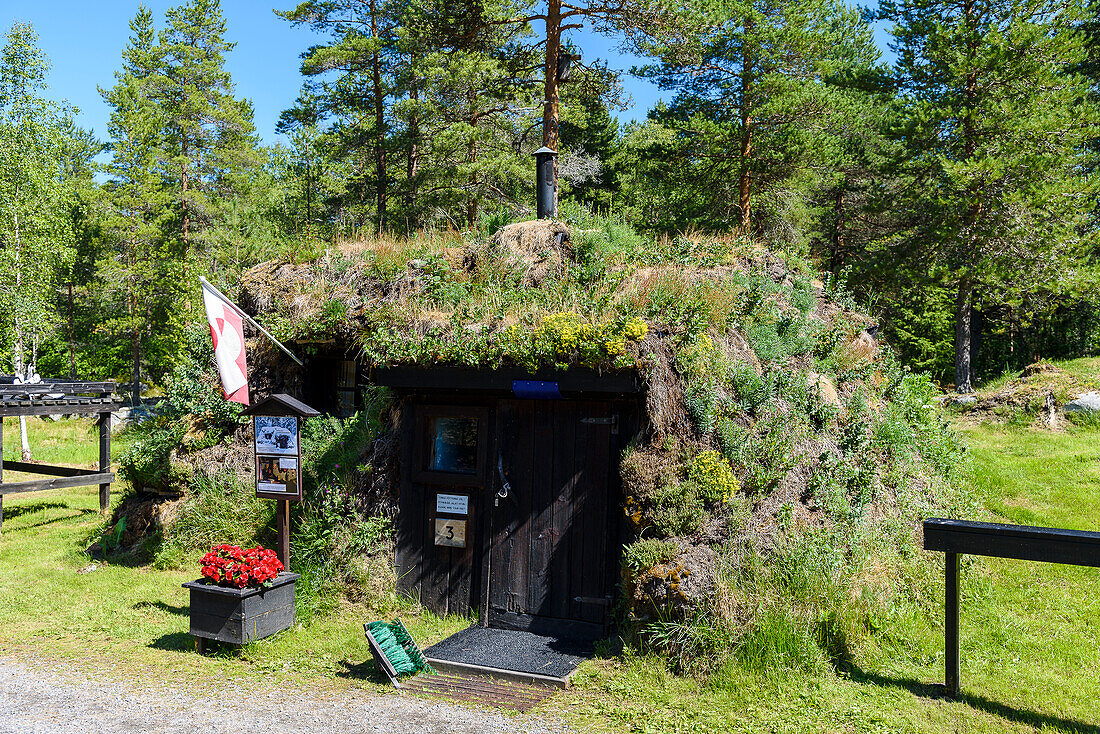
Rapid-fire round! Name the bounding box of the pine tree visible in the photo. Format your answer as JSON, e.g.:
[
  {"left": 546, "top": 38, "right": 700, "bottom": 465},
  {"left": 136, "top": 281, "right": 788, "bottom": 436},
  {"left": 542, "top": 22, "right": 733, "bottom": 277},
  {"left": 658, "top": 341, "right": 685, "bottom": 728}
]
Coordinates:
[
  {"left": 276, "top": 83, "right": 334, "bottom": 236},
  {"left": 280, "top": 0, "right": 405, "bottom": 231},
  {"left": 629, "top": 0, "right": 882, "bottom": 234},
  {"left": 155, "top": 0, "right": 259, "bottom": 251},
  {"left": 280, "top": 0, "right": 542, "bottom": 230},
  {"left": 99, "top": 7, "right": 179, "bottom": 405},
  {"left": 881, "top": 0, "right": 1099, "bottom": 391}
]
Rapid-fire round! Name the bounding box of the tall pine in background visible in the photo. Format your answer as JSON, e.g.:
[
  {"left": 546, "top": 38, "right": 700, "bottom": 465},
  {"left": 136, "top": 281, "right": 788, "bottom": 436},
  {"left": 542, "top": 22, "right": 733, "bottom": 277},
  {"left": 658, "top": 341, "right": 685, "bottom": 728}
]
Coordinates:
[
  {"left": 625, "top": 0, "right": 882, "bottom": 238},
  {"left": 155, "top": 0, "right": 259, "bottom": 256},
  {"left": 99, "top": 8, "right": 178, "bottom": 404},
  {"left": 881, "top": 0, "right": 1099, "bottom": 391}
]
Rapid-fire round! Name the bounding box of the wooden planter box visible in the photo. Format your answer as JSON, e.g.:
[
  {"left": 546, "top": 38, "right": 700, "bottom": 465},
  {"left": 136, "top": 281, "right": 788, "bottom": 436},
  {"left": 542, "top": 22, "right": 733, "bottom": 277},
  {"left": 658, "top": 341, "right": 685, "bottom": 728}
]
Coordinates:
[{"left": 183, "top": 572, "right": 299, "bottom": 651}]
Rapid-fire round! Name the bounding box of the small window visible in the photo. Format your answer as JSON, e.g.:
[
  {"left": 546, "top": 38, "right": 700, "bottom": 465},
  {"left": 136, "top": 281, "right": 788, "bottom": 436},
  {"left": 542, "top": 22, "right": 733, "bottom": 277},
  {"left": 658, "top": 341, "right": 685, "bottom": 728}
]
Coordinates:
[{"left": 428, "top": 416, "right": 479, "bottom": 474}]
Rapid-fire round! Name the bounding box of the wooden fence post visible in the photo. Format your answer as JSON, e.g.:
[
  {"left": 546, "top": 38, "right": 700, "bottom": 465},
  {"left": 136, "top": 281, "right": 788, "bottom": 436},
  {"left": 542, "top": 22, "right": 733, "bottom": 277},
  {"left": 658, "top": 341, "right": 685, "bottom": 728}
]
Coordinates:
[
  {"left": 1, "top": 417, "right": 4, "bottom": 534},
  {"left": 277, "top": 498, "right": 290, "bottom": 570},
  {"left": 945, "top": 551, "right": 960, "bottom": 698},
  {"left": 99, "top": 411, "right": 111, "bottom": 513}
]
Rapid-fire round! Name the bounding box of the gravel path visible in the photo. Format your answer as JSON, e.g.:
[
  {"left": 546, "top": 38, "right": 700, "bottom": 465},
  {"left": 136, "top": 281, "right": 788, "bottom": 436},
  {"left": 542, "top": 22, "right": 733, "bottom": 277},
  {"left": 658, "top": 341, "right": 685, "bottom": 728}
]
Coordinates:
[{"left": 0, "top": 657, "right": 571, "bottom": 734}]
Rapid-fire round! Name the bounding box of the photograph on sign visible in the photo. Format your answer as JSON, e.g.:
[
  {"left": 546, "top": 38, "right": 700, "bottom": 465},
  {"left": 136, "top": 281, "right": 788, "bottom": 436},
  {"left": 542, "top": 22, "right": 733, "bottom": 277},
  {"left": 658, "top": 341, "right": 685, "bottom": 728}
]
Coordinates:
[
  {"left": 257, "top": 455, "right": 298, "bottom": 496},
  {"left": 435, "top": 493, "right": 469, "bottom": 516},
  {"left": 434, "top": 518, "right": 467, "bottom": 548},
  {"left": 254, "top": 415, "right": 298, "bottom": 456}
]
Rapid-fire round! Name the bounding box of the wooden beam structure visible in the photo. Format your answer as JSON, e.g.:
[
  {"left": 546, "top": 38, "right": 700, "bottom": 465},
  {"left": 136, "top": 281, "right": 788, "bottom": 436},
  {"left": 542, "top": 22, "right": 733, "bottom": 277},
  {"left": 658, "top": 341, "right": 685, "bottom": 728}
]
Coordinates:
[
  {"left": 0, "top": 378, "right": 121, "bottom": 532},
  {"left": 923, "top": 517, "right": 1100, "bottom": 697}
]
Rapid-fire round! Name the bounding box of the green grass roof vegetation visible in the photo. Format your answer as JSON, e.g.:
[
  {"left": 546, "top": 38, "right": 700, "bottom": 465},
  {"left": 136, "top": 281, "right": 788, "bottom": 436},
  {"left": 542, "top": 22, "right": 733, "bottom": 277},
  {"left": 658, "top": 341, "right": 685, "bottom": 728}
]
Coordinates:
[{"left": 132, "top": 215, "right": 970, "bottom": 673}]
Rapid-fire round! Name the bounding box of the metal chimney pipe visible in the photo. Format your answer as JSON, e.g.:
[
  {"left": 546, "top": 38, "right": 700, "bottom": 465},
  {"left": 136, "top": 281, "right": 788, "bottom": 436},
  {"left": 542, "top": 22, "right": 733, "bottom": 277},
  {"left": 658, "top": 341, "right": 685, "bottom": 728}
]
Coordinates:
[{"left": 533, "top": 146, "right": 557, "bottom": 219}]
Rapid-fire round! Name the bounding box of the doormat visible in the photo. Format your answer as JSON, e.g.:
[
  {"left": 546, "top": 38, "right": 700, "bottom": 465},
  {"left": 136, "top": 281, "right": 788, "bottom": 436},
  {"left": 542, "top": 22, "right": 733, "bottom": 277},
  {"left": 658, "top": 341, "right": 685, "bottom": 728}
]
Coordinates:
[
  {"left": 423, "top": 626, "right": 598, "bottom": 680},
  {"left": 401, "top": 671, "right": 555, "bottom": 712}
]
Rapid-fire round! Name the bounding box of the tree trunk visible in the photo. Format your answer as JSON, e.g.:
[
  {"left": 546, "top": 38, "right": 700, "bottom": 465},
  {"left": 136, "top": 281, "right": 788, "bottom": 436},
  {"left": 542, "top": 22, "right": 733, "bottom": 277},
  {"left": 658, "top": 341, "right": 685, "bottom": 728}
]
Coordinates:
[
  {"left": 954, "top": 0, "right": 980, "bottom": 395},
  {"left": 370, "top": 0, "right": 387, "bottom": 231},
  {"left": 738, "top": 19, "right": 754, "bottom": 234},
  {"left": 304, "top": 144, "right": 313, "bottom": 230},
  {"left": 830, "top": 184, "right": 846, "bottom": 272},
  {"left": 67, "top": 280, "right": 76, "bottom": 378},
  {"left": 467, "top": 129, "right": 480, "bottom": 229},
  {"left": 954, "top": 278, "right": 974, "bottom": 393},
  {"left": 406, "top": 80, "right": 420, "bottom": 230},
  {"left": 542, "top": 0, "right": 562, "bottom": 217},
  {"left": 11, "top": 204, "right": 31, "bottom": 461},
  {"left": 181, "top": 137, "right": 190, "bottom": 246},
  {"left": 130, "top": 295, "right": 141, "bottom": 407}
]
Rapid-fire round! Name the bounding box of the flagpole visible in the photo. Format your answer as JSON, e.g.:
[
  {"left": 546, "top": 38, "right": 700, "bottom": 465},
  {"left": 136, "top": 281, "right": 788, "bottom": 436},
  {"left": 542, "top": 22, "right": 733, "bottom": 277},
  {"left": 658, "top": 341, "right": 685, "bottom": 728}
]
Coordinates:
[{"left": 200, "top": 277, "right": 305, "bottom": 367}]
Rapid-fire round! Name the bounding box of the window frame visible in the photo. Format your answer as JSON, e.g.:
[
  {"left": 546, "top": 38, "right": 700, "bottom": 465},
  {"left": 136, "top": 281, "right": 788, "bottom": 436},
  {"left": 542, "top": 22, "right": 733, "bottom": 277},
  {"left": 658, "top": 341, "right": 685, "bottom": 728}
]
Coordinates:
[{"left": 413, "top": 405, "right": 490, "bottom": 487}]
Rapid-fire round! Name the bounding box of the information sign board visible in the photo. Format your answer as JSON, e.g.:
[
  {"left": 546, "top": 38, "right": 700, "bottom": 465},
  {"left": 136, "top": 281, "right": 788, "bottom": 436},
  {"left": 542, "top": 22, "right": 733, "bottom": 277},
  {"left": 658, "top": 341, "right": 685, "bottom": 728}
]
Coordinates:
[{"left": 254, "top": 415, "right": 302, "bottom": 500}]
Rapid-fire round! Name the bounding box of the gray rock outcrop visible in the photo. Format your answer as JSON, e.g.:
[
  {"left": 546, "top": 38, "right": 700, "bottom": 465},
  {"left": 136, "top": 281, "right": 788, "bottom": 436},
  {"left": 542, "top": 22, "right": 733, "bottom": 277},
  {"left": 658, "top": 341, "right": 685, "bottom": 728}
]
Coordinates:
[{"left": 1065, "top": 392, "right": 1100, "bottom": 413}]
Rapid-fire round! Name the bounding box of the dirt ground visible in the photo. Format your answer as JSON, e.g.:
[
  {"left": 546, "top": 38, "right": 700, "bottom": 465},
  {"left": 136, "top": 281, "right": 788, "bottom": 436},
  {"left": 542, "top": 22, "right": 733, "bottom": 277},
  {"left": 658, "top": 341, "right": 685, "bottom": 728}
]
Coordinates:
[{"left": 0, "top": 656, "right": 569, "bottom": 734}]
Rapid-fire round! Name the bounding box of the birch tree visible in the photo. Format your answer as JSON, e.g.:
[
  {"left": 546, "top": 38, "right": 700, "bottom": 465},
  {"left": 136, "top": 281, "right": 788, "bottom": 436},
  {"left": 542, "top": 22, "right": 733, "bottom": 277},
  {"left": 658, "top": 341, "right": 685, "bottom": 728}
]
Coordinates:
[{"left": 0, "top": 23, "right": 80, "bottom": 458}]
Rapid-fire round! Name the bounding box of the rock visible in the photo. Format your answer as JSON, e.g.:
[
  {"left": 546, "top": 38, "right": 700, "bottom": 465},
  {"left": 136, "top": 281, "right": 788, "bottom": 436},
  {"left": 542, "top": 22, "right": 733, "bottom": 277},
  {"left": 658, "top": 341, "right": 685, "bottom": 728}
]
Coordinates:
[
  {"left": 624, "top": 543, "right": 717, "bottom": 621},
  {"left": 1064, "top": 391, "right": 1100, "bottom": 413},
  {"left": 1020, "top": 361, "right": 1061, "bottom": 379},
  {"left": 1038, "top": 392, "right": 1062, "bottom": 430},
  {"left": 110, "top": 492, "right": 184, "bottom": 548},
  {"left": 948, "top": 394, "right": 977, "bottom": 405},
  {"left": 844, "top": 330, "right": 879, "bottom": 363},
  {"left": 110, "top": 404, "right": 157, "bottom": 431}
]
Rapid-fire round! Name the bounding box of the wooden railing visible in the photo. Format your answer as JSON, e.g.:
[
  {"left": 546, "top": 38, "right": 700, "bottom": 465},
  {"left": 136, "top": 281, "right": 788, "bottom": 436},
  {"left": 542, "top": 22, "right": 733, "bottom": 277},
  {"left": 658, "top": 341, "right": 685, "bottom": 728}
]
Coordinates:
[
  {"left": 0, "top": 379, "right": 121, "bottom": 533},
  {"left": 923, "top": 518, "right": 1100, "bottom": 697}
]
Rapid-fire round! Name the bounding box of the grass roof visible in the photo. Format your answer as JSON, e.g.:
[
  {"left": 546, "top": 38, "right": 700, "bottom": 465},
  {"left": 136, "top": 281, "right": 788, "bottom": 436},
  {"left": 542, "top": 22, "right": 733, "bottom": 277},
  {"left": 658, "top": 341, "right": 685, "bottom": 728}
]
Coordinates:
[{"left": 232, "top": 215, "right": 969, "bottom": 667}]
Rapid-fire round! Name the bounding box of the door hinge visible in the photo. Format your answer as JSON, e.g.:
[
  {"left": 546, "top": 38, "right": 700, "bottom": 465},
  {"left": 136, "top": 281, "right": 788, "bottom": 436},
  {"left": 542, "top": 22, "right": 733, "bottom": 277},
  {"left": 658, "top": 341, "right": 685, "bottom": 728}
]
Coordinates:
[
  {"left": 573, "top": 595, "right": 613, "bottom": 607},
  {"left": 580, "top": 414, "right": 619, "bottom": 434}
]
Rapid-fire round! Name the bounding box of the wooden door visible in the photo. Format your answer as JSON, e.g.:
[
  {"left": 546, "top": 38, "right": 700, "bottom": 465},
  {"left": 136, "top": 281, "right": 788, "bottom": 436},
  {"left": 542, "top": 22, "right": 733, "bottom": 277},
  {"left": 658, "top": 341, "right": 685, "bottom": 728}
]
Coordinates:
[{"left": 488, "top": 399, "right": 619, "bottom": 634}]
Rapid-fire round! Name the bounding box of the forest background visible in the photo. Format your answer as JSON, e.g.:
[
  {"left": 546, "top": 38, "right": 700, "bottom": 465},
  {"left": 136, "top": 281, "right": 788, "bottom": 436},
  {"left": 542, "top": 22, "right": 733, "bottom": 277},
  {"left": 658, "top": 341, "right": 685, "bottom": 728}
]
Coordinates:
[{"left": 1, "top": 0, "right": 1098, "bottom": 400}]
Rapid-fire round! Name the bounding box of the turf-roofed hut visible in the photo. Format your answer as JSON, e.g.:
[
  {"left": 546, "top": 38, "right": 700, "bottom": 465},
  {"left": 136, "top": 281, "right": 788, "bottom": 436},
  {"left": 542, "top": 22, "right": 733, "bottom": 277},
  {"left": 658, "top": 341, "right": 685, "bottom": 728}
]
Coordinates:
[{"left": 236, "top": 219, "right": 964, "bottom": 649}]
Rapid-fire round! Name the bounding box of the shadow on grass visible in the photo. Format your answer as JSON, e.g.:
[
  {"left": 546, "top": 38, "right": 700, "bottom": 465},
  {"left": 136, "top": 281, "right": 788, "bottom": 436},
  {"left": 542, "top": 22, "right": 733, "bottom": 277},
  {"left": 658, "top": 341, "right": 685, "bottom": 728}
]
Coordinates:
[
  {"left": 0, "top": 501, "right": 67, "bottom": 520},
  {"left": 848, "top": 666, "right": 1100, "bottom": 734},
  {"left": 5, "top": 508, "right": 96, "bottom": 530},
  {"left": 336, "top": 658, "right": 385, "bottom": 685},
  {"left": 150, "top": 631, "right": 195, "bottom": 652},
  {"left": 132, "top": 600, "right": 188, "bottom": 616}
]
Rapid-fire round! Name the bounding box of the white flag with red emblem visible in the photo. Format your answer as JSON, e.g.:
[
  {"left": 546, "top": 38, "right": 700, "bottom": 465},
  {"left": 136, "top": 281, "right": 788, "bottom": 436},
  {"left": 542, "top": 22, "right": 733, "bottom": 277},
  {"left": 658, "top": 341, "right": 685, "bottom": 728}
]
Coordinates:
[{"left": 201, "top": 281, "right": 249, "bottom": 405}]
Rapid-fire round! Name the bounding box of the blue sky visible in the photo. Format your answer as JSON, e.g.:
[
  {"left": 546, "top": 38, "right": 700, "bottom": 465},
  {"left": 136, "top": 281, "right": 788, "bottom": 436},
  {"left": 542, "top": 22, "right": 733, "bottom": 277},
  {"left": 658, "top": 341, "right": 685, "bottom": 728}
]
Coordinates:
[{"left": 2, "top": 2, "right": 894, "bottom": 146}]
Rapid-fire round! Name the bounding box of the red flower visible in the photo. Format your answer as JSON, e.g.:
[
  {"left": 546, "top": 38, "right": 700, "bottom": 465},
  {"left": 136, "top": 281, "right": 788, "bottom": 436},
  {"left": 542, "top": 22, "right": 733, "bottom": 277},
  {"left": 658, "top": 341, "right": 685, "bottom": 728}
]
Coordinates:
[{"left": 199, "top": 544, "right": 284, "bottom": 588}]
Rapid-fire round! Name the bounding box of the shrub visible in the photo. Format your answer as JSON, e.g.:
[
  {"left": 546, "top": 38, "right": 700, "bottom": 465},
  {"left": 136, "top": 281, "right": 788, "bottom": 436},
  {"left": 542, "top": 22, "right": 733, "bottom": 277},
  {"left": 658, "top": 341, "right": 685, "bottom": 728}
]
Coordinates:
[
  {"left": 622, "top": 446, "right": 706, "bottom": 536},
  {"left": 119, "top": 334, "right": 243, "bottom": 493},
  {"left": 687, "top": 450, "right": 740, "bottom": 504},
  {"left": 154, "top": 470, "right": 273, "bottom": 569},
  {"left": 623, "top": 539, "right": 680, "bottom": 572}
]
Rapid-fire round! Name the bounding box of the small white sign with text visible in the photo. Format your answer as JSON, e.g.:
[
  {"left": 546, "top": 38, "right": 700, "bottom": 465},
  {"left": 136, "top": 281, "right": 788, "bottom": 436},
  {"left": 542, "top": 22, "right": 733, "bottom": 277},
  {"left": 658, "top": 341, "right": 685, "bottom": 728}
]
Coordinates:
[{"left": 436, "top": 493, "right": 469, "bottom": 516}]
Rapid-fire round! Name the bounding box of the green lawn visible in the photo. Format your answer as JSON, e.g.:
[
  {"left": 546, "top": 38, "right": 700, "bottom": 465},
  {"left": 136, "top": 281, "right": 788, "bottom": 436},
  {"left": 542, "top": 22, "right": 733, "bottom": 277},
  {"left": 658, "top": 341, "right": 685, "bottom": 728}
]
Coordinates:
[{"left": 1, "top": 416, "right": 1099, "bottom": 732}]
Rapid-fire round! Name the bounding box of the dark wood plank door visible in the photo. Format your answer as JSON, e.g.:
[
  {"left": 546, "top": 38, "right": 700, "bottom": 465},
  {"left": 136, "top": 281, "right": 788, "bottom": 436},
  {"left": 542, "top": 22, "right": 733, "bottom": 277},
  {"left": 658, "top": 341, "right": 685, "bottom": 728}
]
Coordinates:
[{"left": 488, "top": 399, "right": 618, "bottom": 634}]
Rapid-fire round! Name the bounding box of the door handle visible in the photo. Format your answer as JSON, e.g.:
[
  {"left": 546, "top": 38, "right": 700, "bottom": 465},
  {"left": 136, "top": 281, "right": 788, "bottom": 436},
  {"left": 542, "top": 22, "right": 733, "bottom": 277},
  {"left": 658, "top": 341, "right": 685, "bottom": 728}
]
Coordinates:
[{"left": 496, "top": 453, "right": 512, "bottom": 505}]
